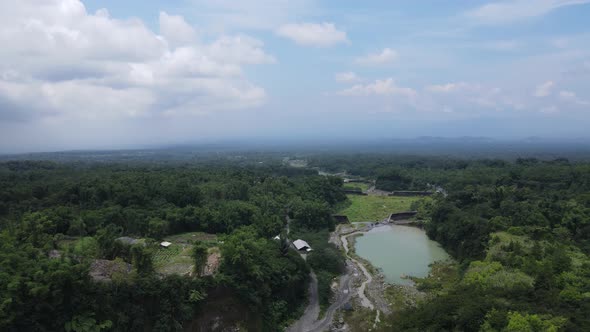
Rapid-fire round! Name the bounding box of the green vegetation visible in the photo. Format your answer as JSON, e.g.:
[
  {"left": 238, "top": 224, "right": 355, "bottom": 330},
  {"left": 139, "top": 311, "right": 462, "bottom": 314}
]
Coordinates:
[
  {"left": 289, "top": 227, "right": 345, "bottom": 309},
  {"left": 343, "top": 182, "right": 371, "bottom": 192},
  {"left": 153, "top": 244, "right": 195, "bottom": 275},
  {"left": 338, "top": 195, "right": 419, "bottom": 222},
  {"left": 163, "top": 231, "right": 217, "bottom": 244},
  {"left": 0, "top": 160, "right": 346, "bottom": 331},
  {"left": 2, "top": 153, "right": 590, "bottom": 331}
]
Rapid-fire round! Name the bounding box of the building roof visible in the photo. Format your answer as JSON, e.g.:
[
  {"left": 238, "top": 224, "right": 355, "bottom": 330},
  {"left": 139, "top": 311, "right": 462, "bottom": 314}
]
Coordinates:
[
  {"left": 160, "top": 241, "right": 172, "bottom": 247},
  {"left": 293, "top": 239, "right": 311, "bottom": 251}
]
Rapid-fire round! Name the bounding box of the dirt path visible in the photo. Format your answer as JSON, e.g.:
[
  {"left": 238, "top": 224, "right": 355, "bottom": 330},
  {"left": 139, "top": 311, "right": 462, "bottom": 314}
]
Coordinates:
[
  {"left": 287, "top": 272, "right": 319, "bottom": 332},
  {"left": 307, "top": 263, "right": 353, "bottom": 332},
  {"left": 341, "top": 232, "right": 374, "bottom": 310}
]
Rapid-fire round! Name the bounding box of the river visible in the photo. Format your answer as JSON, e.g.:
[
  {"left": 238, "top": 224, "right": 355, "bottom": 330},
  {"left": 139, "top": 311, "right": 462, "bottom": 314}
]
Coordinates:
[{"left": 355, "top": 225, "right": 449, "bottom": 285}]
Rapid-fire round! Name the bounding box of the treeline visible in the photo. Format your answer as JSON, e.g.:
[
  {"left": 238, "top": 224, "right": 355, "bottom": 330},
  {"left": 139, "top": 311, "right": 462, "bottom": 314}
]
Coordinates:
[
  {"left": 0, "top": 161, "right": 342, "bottom": 238},
  {"left": 0, "top": 161, "right": 347, "bottom": 331},
  {"left": 308, "top": 154, "right": 582, "bottom": 192}
]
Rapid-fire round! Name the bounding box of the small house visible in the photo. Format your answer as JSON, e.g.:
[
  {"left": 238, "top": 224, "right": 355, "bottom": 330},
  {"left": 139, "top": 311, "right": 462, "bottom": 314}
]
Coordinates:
[
  {"left": 160, "top": 241, "right": 172, "bottom": 248},
  {"left": 293, "top": 239, "right": 312, "bottom": 252}
]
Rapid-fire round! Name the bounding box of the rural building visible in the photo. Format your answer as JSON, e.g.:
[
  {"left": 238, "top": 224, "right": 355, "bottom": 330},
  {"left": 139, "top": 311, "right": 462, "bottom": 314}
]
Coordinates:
[
  {"left": 388, "top": 211, "right": 418, "bottom": 221},
  {"left": 389, "top": 191, "right": 433, "bottom": 197},
  {"left": 343, "top": 189, "right": 368, "bottom": 195},
  {"left": 332, "top": 215, "right": 350, "bottom": 224},
  {"left": 293, "top": 239, "right": 312, "bottom": 252},
  {"left": 160, "top": 241, "right": 172, "bottom": 248}
]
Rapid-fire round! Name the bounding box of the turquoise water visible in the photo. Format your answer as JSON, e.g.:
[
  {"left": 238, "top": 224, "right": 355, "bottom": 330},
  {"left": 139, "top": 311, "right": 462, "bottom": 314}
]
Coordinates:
[{"left": 355, "top": 225, "right": 449, "bottom": 285}]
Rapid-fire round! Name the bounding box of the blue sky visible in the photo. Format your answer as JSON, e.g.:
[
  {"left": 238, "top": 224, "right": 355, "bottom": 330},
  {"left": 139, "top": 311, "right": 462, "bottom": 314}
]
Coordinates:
[{"left": 1, "top": 0, "right": 590, "bottom": 152}]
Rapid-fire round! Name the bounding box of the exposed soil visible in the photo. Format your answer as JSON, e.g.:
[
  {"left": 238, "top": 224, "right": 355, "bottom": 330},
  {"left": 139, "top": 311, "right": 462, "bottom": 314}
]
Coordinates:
[{"left": 204, "top": 251, "right": 221, "bottom": 276}]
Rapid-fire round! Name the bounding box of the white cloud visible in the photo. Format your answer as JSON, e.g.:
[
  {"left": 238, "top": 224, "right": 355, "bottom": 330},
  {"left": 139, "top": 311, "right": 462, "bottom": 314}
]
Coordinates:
[
  {"left": 336, "top": 78, "right": 417, "bottom": 98},
  {"left": 159, "top": 12, "right": 198, "bottom": 48},
  {"left": 0, "top": 0, "right": 273, "bottom": 122},
  {"left": 466, "top": 0, "right": 590, "bottom": 24},
  {"left": 335, "top": 72, "right": 360, "bottom": 83},
  {"left": 355, "top": 48, "right": 397, "bottom": 66},
  {"left": 207, "top": 35, "right": 276, "bottom": 64},
  {"left": 533, "top": 81, "right": 555, "bottom": 97},
  {"left": 276, "top": 22, "right": 348, "bottom": 47},
  {"left": 559, "top": 90, "right": 590, "bottom": 105},
  {"left": 426, "top": 82, "right": 474, "bottom": 93},
  {"left": 422, "top": 82, "right": 525, "bottom": 113}
]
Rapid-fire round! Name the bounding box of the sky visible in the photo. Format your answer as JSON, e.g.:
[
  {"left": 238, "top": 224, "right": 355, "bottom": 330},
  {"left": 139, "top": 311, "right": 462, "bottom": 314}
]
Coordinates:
[{"left": 1, "top": 0, "right": 590, "bottom": 153}]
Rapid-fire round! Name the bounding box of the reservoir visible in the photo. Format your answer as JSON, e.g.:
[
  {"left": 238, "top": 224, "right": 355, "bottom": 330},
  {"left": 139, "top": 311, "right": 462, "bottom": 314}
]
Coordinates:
[{"left": 355, "top": 225, "right": 449, "bottom": 285}]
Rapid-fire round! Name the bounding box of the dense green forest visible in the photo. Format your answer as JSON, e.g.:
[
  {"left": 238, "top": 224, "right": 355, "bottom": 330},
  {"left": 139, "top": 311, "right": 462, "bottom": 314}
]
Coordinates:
[
  {"left": 0, "top": 160, "right": 346, "bottom": 331},
  {"left": 2, "top": 154, "right": 590, "bottom": 331}
]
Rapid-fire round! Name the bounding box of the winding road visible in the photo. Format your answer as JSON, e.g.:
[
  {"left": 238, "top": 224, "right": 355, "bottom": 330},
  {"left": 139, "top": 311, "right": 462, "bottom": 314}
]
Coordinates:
[{"left": 341, "top": 232, "right": 375, "bottom": 310}]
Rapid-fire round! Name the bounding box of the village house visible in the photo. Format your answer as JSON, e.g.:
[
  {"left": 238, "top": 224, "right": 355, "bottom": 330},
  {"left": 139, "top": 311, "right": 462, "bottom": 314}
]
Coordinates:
[{"left": 293, "top": 239, "right": 312, "bottom": 252}]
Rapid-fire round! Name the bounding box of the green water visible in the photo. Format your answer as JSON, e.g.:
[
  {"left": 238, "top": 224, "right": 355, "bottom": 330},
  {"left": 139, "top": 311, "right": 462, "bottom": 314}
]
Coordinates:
[{"left": 355, "top": 225, "right": 449, "bottom": 285}]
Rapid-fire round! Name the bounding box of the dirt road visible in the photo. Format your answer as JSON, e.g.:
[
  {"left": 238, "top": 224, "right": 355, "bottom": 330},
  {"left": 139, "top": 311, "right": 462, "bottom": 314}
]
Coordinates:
[
  {"left": 341, "top": 232, "right": 375, "bottom": 310},
  {"left": 288, "top": 225, "right": 384, "bottom": 331},
  {"left": 307, "top": 262, "right": 353, "bottom": 332},
  {"left": 287, "top": 272, "right": 319, "bottom": 332}
]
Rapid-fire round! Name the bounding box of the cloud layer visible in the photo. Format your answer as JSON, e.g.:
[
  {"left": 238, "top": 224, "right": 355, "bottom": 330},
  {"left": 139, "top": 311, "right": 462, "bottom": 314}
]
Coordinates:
[
  {"left": 0, "top": 0, "right": 273, "bottom": 122},
  {"left": 276, "top": 22, "right": 348, "bottom": 47},
  {"left": 466, "top": 0, "right": 590, "bottom": 24}
]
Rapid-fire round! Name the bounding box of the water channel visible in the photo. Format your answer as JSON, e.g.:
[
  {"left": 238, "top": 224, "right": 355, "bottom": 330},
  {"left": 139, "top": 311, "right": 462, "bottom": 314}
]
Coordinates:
[{"left": 355, "top": 225, "right": 449, "bottom": 285}]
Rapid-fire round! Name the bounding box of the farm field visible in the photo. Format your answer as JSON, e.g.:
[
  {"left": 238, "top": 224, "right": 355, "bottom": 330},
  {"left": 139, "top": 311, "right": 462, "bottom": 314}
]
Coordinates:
[
  {"left": 155, "top": 232, "right": 221, "bottom": 275},
  {"left": 338, "top": 195, "right": 420, "bottom": 222},
  {"left": 163, "top": 231, "right": 218, "bottom": 245},
  {"left": 153, "top": 243, "right": 195, "bottom": 275}
]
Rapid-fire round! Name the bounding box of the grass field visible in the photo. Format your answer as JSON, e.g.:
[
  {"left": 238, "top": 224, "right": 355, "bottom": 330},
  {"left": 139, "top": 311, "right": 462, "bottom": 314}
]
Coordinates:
[
  {"left": 155, "top": 232, "right": 220, "bottom": 275},
  {"left": 153, "top": 243, "right": 195, "bottom": 275},
  {"left": 338, "top": 195, "right": 420, "bottom": 222},
  {"left": 343, "top": 182, "right": 372, "bottom": 192},
  {"left": 163, "top": 231, "right": 217, "bottom": 245}
]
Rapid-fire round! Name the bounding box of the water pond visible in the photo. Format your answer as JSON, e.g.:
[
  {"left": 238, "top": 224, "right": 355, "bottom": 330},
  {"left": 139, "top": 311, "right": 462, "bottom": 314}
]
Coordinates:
[{"left": 355, "top": 225, "right": 449, "bottom": 285}]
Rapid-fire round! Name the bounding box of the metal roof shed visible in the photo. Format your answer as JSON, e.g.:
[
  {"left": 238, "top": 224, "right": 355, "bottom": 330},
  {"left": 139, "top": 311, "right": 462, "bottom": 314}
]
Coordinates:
[{"left": 293, "top": 239, "right": 312, "bottom": 252}]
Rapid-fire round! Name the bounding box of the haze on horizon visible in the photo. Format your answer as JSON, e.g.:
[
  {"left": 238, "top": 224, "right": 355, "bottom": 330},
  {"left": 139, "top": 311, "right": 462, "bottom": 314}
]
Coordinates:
[{"left": 1, "top": 0, "right": 590, "bottom": 153}]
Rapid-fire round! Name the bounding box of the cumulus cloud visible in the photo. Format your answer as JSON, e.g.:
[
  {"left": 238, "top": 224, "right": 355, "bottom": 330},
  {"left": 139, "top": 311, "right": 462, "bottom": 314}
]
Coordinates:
[
  {"left": 0, "top": 0, "right": 273, "bottom": 122},
  {"left": 335, "top": 72, "right": 360, "bottom": 83},
  {"left": 159, "top": 12, "right": 198, "bottom": 47},
  {"left": 276, "top": 22, "right": 348, "bottom": 47},
  {"left": 466, "top": 0, "right": 590, "bottom": 24},
  {"left": 354, "top": 48, "right": 397, "bottom": 66},
  {"left": 336, "top": 78, "right": 417, "bottom": 98},
  {"left": 421, "top": 81, "right": 527, "bottom": 113},
  {"left": 533, "top": 81, "right": 555, "bottom": 97}
]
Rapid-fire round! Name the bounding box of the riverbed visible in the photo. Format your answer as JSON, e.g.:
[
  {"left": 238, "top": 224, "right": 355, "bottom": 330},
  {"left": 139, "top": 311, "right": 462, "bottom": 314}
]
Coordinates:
[{"left": 355, "top": 225, "right": 449, "bottom": 285}]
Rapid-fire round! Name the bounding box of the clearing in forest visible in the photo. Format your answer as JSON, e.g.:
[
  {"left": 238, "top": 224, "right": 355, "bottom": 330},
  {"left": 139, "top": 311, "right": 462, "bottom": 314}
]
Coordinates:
[
  {"left": 155, "top": 232, "right": 220, "bottom": 275},
  {"left": 338, "top": 195, "right": 420, "bottom": 222},
  {"left": 343, "top": 182, "right": 372, "bottom": 192}
]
